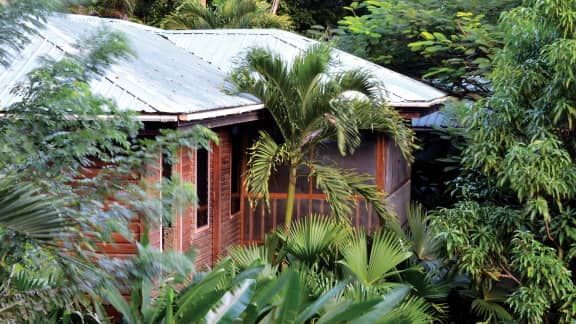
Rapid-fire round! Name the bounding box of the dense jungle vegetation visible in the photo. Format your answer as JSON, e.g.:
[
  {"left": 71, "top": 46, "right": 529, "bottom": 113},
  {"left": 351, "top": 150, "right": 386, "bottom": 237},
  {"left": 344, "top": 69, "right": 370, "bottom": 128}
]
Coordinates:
[{"left": 2, "top": 0, "right": 576, "bottom": 322}]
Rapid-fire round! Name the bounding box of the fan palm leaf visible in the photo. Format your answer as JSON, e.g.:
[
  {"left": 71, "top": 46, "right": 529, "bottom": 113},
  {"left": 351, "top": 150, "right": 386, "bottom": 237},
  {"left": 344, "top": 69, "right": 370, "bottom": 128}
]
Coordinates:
[
  {"left": 284, "top": 215, "right": 349, "bottom": 264},
  {"left": 228, "top": 243, "right": 271, "bottom": 270},
  {"left": 339, "top": 230, "right": 412, "bottom": 287},
  {"left": 406, "top": 202, "right": 441, "bottom": 261},
  {"left": 471, "top": 285, "right": 513, "bottom": 322}
]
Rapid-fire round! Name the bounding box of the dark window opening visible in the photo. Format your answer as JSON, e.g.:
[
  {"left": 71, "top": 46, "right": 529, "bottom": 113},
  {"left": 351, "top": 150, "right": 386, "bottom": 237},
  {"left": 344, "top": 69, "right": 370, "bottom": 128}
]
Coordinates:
[
  {"left": 231, "top": 128, "right": 242, "bottom": 215},
  {"left": 196, "top": 149, "right": 209, "bottom": 228},
  {"left": 162, "top": 151, "right": 173, "bottom": 228}
]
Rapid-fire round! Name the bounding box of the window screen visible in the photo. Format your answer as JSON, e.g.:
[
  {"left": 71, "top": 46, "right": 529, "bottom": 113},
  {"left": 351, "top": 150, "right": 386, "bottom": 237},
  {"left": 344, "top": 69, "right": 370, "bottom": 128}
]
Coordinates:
[{"left": 196, "top": 149, "right": 209, "bottom": 228}]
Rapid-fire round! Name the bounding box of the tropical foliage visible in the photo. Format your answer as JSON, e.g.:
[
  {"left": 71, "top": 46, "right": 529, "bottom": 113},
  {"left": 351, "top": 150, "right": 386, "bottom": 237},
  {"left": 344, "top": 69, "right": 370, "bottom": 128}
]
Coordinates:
[
  {"left": 427, "top": 0, "right": 576, "bottom": 322},
  {"left": 230, "top": 43, "right": 415, "bottom": 227},
  {"left": 277, "top": 0, "right": 352, "bottom": 31},
  {"left": 160, "top": 0, "right": 292, "bottom": 29},
  {"left": 224, "top": 213, "right": 447, "bottom": 323},
  {"left": 7, "top": 0, "right": 576, "bottom": 322},
  {"left": 0, "top": 1, "right": 217, "bottom": 320},
  {"left": 338, "top": 0, "right": 520, "bottom": 98}
]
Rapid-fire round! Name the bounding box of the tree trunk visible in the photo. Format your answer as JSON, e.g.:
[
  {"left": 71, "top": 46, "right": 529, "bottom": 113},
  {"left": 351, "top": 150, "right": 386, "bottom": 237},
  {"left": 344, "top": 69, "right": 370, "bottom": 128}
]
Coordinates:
[
  {"left": 284, "top": 164, "right": 297, "bottom": 228},
  {"left": 270, "top": 0, "right": 280, "bottom": 15}
]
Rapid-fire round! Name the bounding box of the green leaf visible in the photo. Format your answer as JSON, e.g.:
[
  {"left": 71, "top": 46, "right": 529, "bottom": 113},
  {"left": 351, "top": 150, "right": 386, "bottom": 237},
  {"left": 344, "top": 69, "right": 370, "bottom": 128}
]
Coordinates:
[
  {"left": 296, "top": 279, "right": 351, "bottom": 323},
  {"left": 205, "top": 279, "right": 256, "bottom": 323},
  {"left": 276, "top": 270, "right": 303, "bottom": 324}
]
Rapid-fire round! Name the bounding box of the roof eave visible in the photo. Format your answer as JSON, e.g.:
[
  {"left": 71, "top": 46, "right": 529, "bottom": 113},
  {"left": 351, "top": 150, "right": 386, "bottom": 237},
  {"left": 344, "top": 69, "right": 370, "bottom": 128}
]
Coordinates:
[{"left": 389, "top": 96, "right": 450, "bottom": 108}]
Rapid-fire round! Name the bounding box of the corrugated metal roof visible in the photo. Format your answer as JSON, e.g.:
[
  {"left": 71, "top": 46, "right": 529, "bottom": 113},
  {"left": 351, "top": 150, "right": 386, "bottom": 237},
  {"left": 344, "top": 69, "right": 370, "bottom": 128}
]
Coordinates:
[
  {"left": 157, "top": 29, "right": 448, "bottom": 106},
  {"left": 411, "top": 110, "right": 456, "bottom": 128},
  {"left": 0, "top": 14, "right": 259, "bottom": 115},
  {"left": 1, "top": 14, "right": 447, "bottom": 120}
]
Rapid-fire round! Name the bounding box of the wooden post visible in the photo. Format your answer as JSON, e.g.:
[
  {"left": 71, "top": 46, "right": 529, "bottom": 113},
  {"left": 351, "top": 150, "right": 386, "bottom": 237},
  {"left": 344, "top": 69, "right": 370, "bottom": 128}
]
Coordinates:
[{"left": 211, "top": 133, "right": 221, "bottom": 264}]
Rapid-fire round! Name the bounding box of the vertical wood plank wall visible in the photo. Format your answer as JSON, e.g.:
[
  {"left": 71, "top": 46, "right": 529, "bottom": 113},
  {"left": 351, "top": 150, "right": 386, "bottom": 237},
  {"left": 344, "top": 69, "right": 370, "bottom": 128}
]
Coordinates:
[{"left": 83, "top": 161, "right": 143, "bottom": 258}]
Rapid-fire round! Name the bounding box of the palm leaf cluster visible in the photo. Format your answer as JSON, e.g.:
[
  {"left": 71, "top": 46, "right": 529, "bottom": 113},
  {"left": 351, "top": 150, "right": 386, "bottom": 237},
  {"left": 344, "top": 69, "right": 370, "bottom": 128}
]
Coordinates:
[
  {"left": 0, "top": 179, "right": 112, "bottom": 321},
  {"left": 0, "top": 5, "right": 219, "bottom": 320},
  {"left": 222, "top": 213, "right": 447, "bottom": 323},
  {"left": 161, "top": 0, "right": 292, "bottom": 29},
  {"left": 106, "top": 255, "right": 435, "bottom": 323},
  {"left": 100, "top": 209, "right": 447, "bottom": 323},
  {"left": 231, "top": 44, "right": 415, "bottom": 227}
]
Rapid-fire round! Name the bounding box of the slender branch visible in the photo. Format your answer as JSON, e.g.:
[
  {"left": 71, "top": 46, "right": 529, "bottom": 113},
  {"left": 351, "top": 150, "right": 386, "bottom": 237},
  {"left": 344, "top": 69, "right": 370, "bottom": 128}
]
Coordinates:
[
  {"left": 0, "top": 264, "right": 16, "bottom": 297},
  {"left": 499, "top": 263, "right": 521, "bottom": 285},
  {"left": 0, "top": 299, "right": 25, "bottom": 314},
  {"left": 544, "top": 220, "right": 560, "bottom": 251}
]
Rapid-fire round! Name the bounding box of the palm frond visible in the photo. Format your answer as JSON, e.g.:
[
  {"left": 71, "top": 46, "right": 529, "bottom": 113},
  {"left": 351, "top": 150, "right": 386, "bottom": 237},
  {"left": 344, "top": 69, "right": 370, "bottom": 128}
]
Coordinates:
[
  {"left": 471, "top": 298, "right": 513, "bottom": 322},
  {"left": 0, "top": 180, "right": 66, "bottom": 243},
  {"left": 161, "top": 0, "right": 220, "bottom": 29},
  {"left": 307, "top": 163, "right": 355, "bottom": 220},
  {"left": 334, "top": 69, "right": 380, "bottom": 98},
  {"left": 285, "top": 215, "right": 349, "bottom": 264},
  {"left": 228, "top": 243, "right": 270, "bottom": 270},
  {"left": 292, "top": 44, "right": 332, "bottom": 104},
  {"left": 471, "top": 285, "right": 513, "bottom": 322},
  {"left": 230, "top": 48, "right": 294, "bottom": 141},
  {"left": 339, "top": 230, "right": 412, "bottom": 286},
  {"left": 340, "top": 167, "right": 398, "bottom": 229},
  {"left": 245, "top": 131, "right": 287, "bottom": 209},
  {"left": 354, "top": 99, "right": 416, "bottom": 162},
  {"left": 376, "top": 295, "right": 437, "bottom": 324},
  {"left": 308, "top": 163, "right": 396, "bottom": 228},
  {"left": 401, "top": 268, "right": 451, "bottom": 300},
  {"left": 161, "top": 0, "right": 292, "bottom": 29},
  {"left": 406, "top": 202, "right": 441, "bottom": 261}
]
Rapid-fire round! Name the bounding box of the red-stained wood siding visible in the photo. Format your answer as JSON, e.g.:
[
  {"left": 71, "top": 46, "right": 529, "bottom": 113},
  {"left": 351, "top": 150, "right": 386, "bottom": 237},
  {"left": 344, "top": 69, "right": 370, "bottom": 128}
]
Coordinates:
[
  {"left": 217, "top": 129, "right": 241, "bottom": 257},
  {"left": 145, "top": 153, "right": 163, "bottom": 250},
  {"left": 79, "top": 161, "right": 145, "bottom": 258},
  {"left": 158, "top": 127, "right": 243, "bottom": 267}
]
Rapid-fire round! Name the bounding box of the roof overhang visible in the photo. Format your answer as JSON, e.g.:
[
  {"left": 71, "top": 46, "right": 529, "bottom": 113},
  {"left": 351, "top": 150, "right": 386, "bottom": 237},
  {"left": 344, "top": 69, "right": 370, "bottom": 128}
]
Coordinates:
[
  {"left": 389, "top": 96, "right": 449, "bottom": 108},
  {"left": 135, "top": 103, "right": 265, "bottom": 129}
]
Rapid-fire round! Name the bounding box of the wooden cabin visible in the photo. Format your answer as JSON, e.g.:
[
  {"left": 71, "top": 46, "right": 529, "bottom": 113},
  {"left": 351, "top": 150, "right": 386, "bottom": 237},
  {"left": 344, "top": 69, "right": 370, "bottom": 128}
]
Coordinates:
[{"left": 0, "top": 14, "right": 447, "bottom": 267}]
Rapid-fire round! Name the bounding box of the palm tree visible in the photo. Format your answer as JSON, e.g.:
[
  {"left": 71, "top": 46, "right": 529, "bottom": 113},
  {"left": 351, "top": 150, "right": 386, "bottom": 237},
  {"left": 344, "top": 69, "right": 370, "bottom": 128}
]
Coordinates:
[
  {"left": 230, "top": 44, "right": 415, "bottom": 228},
  {"left": 160, "top": 0, "right": 292, "bottom": 29}
]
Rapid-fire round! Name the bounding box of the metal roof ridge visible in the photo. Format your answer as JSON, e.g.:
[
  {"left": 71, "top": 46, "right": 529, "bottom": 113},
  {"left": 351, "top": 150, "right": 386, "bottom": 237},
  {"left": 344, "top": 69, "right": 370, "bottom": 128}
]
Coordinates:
[
  {"left": 61, "top": 13, "right": 164, "bottom": 32},
  {"left": 158, "top": 28, "right": 276, "bottom": 35},
  {"left": 156, "top": 28, "right": 446, "bottom": 105}
]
